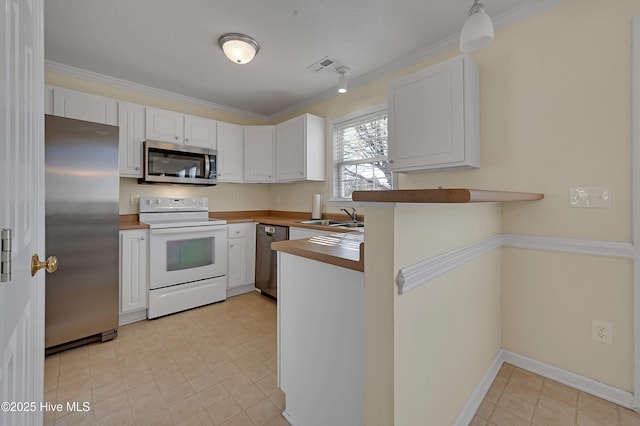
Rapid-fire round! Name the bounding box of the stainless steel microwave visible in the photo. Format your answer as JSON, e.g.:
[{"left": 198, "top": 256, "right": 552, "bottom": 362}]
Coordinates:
[{"left": 141, "top": 141, "right": 218, "bottom": 186}]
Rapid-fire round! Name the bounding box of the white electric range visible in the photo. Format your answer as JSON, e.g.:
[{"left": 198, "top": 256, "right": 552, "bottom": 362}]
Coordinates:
[{"left": 139, "top": 197, "right": 227, "bottom": 318}]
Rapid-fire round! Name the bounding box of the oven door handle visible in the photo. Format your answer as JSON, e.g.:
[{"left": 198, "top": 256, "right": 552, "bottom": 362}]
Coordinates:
[{"left": 149, "top": 225, "right": 226, "bottom": 236}]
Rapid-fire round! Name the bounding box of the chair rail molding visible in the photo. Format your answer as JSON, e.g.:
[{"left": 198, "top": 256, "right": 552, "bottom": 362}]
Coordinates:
[{"left": 396, "top": 234, "right": 634, "bottom": 296}]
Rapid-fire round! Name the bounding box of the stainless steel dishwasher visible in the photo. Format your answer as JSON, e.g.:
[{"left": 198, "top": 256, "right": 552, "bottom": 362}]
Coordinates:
[{"left": 255, "top": 224, "right": 289, "bottom": 299}]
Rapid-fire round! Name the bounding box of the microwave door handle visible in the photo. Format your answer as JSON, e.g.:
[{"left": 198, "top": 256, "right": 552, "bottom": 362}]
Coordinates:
[{"left": 204, "top": 155, "right": 210, "bottom": 179}]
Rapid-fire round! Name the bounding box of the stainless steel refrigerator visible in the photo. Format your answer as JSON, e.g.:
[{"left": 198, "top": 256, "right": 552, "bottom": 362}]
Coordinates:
[{"left": 45, "top": 115, "right": 119, "bottom": 353}]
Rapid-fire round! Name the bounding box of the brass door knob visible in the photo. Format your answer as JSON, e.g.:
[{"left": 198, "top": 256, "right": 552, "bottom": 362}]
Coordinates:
[{"left": 31, "top": 254, "right": 58, "bottom": 277}]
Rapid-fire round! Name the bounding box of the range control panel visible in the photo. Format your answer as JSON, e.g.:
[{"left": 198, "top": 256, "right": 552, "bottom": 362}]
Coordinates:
[{"left": 139, "top": 197, "right": 209, "bottom": 213}]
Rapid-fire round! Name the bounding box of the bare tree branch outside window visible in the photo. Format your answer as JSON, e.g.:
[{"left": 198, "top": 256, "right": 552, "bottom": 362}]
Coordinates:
[{"left": 333, "top": 111, "right": 392, "bottom": 199}]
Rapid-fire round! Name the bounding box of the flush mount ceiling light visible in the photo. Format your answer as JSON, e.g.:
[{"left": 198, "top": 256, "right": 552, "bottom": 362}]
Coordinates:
[
  {"left": 336, "top": 66, "right": 350, "bottom": 94},
  {"left": 459, "top": 0, "right": 494, "bottom": 53},
  {"left": 218, "top": 33, "right": 260, "bottom": 64}
]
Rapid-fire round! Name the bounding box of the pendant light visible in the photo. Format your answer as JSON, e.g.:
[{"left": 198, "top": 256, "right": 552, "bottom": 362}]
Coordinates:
[
  {"left": 459, "top": 0, "right": 494, "bottom": 52},
  {"left": 218, "top": 33, "right": 260, "bottom": 64},
  {"left": 336, "top": 66, "right": 350, "bottom": 94}
]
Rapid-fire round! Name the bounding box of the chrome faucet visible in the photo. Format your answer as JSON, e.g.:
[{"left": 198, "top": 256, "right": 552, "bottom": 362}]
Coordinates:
[{"left": 341, "top": 207, "right": 358, "bottom": 222}]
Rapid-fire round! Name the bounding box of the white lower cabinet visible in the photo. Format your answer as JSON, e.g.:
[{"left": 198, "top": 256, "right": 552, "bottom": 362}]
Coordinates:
[
  {"left": 119, "top": 229, "right": 148, "bottom": 325},
  {"left": 227, "top": 222, "right": 257, "bottom": 296}
]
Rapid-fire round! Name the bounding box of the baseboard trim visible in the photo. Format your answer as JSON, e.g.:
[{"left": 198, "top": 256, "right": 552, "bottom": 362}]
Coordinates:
[
  {"left": 455, "top": 349, "right": 635, "bottom": 423},
  {"left": 226, "top": 284, "right": 257, "bottom": 298},
  {"left": 281, "top": 410, "right": 297, "bottom": 426},
  {"left": 453, "top": 350, "right": 505, "bottom": 426},
  {"left": 502, "top": 350, "right": 634, "bottom": 410},
  {"left": 118, "top": 309, "right": 147, "bottom": 326}
]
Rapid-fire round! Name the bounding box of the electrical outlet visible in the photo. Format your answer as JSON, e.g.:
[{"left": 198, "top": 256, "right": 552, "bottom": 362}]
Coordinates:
[
  {"left": 569, "top": 187, "right": 611, "bottom": 208},
  {"left": 232, "top": 195, "right": 239, "bottom": 205},
  {"left": 130, "top": 194, "right": 140, "bottom": 205},
  {"left": 592, "top": 320, "right": 612, "bottom": 344}
]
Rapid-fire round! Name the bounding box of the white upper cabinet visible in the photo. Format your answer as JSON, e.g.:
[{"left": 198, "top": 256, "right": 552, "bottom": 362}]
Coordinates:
[
  {"left": 274, "top": 113, "right": 325, "bottom": 182},
  {"left": 387, "top": 54, "right": 479, "bottom": 172},
  {"left": 217, "top": 121, "right": 244, "bottom": 182},
  {"left": 52, "top": 87, "right": 118, "bottom": 125},
  {"left": 145, "top": 107, "right": 185, "bottom": 144},
  {"left": 145, "top": 107, "right": 217, "bottom": 150},
  {"left": 244, "top": 126, "right": 274, "bottom": 183},
  {"left": 118, "top": 101, "right": 145, "bottom": 177},
  {"left": 184, "top": 115, "right": 217, "bottom": 150}
]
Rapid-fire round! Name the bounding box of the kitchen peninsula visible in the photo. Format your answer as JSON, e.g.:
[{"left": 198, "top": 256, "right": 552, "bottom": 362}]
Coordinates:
[{"left": 272, "top": 188, "right": 543, "bottom": 426}]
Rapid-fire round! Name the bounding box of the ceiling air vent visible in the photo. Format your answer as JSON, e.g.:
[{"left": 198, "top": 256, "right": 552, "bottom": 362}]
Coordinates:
[{"left": 306, "top": 56, "right": 335, "bottom": 72}]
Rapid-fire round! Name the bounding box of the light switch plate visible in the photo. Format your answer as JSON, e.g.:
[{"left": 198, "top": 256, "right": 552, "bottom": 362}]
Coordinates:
[{"left": 569, "top": 187, "right": 611, "bottom": 208}]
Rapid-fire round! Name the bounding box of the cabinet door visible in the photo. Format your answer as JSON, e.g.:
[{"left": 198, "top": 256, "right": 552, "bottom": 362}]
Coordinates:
[
  {"left": 275, "top": 115, "right": 305, "bottom": 181},
  {"left": 387, "top": 55, "right": 479, "bottom": 171},
  {"left": 120, "top": 230, "right": 148, "bottom": 313},
  {"left": 145, "top": 107, "right": 184, "bottom": 144},
  {"left": 118, "top": 102, "right": 145, "bottom": 177},
  {"left": 244, "top": 126, "right": 274, "bottom": 182},
  {"left": 185, "top": 115, "right": 217, "bottom": 150},
  {"left": 52, "top": 87, "right": 118, "bottom": 125},
  {"left": 217, "top": 121, "right": 244, "bottom": 182},
  {"left": 228, "top": 238, "right": 247, "bottom": 289},
  {"left": 245, "top": 223, "right": 256, "bottom": 286}
]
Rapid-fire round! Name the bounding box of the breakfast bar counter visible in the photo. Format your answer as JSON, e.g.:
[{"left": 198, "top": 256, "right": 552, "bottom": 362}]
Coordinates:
[
  {"left": 272, "top": 231, "right": 364, "bottom": 272},
  {"left": 351, "top": 188, "right": 544, "bottom": 203}
]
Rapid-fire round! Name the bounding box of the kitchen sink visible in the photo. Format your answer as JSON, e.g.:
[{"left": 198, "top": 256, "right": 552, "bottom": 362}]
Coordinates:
[
  {"left": 331, "top": 222, "right": 364, "bottom": 228},
  {"left": 296, "top": 219, "right": 365, "bottom": 228}
]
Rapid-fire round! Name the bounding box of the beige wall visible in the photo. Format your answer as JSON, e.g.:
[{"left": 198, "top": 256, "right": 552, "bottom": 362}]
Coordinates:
[
  {"left": 118, "top": 178, "right": 271, "bottom": 215},
  {"left": 502, "top": 248, "right": 634, "bottom": 391},
  {"left": 362, "top": 204, "right": 502, "bottom": 425}
]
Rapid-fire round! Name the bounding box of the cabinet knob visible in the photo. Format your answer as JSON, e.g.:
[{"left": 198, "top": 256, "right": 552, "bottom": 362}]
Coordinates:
[
  {"left": 185, "top": 138, "right": 189, "bottom": 142},
  {"left": 135, "top": 166, "right": 140, "bottom": 170},
  {"left": 141, "top": 237, "right": 145, "bottom": 240},
  {"left": 268, "top": 175, "right": 271, "bottom": 178},
  {"left": 299, "top": 171, "right": 303, "bottom": 175},
  {"left": 175, "top": 136, "right": 179, "bottom": 140},
  {"left": 389, "top": 160, "right": 394, "bottom": 164}
]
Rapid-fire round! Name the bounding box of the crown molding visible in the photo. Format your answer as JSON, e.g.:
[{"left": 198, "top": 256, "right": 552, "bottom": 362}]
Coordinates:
[
  {"left": 45, "top": 0, "right": 567, "bottom": 123},
  {"left": 268, "top": 0, "right": 568, "bottom": 121},
  {"left": 44, "top": 60, "right": 270, "bottom": 123}
]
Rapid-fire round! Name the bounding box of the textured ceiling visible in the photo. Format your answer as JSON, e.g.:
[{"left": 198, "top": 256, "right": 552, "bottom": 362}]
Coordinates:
[{"left": 45, "top": 0, "right": 539, "bottom": 119}]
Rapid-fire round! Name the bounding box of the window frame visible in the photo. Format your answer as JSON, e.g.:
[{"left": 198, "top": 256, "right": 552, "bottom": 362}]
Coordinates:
[{"left": 328, "top": 104, "right": 392, "bottom": 205}]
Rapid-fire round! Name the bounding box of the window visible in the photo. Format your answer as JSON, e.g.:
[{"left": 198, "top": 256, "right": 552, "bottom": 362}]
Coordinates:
[{"left": 332, "top": 107, "right": 392, "bottom": 200}]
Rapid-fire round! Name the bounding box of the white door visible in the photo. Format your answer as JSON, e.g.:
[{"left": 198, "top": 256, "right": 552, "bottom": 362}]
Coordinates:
[{"left": 0, "top": 0, "right": 46, "bottom": 425}]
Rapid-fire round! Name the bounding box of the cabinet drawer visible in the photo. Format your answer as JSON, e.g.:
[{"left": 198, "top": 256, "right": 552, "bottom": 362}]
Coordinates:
[{"left": 228, "top": 223, "right": 247, "bottom": 239}]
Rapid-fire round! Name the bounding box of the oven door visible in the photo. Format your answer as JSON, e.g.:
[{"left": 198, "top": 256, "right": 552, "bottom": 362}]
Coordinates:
[{"left": 149, "top": 225, "right": 227, "bottom": 289}]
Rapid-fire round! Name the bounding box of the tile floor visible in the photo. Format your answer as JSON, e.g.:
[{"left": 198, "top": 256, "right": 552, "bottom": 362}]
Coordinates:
[
  {"left": 44, "top": 291, "right": 289, "bottom": 425},
  {"left": 471, "top": 363, "right": 640, "bottom": 426},
  {"left": 44, "top": 290, "right": 640, "bottom": 426}
]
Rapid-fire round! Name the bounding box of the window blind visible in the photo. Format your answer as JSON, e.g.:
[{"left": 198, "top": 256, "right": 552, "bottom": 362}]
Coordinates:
[{"left": 332, "top": 109, "right": 391, "bottom": 200}]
